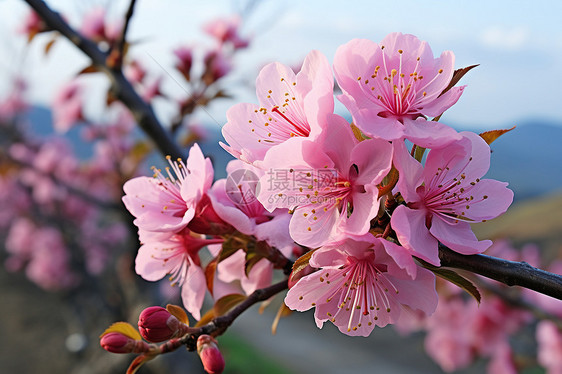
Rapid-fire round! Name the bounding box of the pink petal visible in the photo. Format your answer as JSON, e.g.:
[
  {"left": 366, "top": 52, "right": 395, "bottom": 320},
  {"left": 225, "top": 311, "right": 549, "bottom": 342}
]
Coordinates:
[
  {"left": 180, "top": 260, "right": 206, "bottom": 320},
  {"left": 429, "top": 219, "right": 491, "bottom": 255},
  {"left": 241, "top": 258, "right": 272, "bottom": 295},
  {"left": 392, "top": 266, "right": 437, "bottom": 315},
  {"left": 289, "top": 203, "right": 339, "bottom": 248},
  {"left": 135, "top": 242, "right": 170, "bottom": 281},
  {"left": 422, "top": 86, "right": 465, "bottom": 117},
  {"left": 381, "top": 239, "right": 417, "bottom": 278},
  {"left": 351, "top": 137, "right": 393, "bottom": 186},
  {"left": 392, "top": 140, "right": 424, "bottom": 203},
  {"left": 462, "top": 179, "right": 513, "bottom": 221},
  {"left": 391, "top": 205, "right": 440, "bottom": 265},
  {"left": 285, "top": 269, "right": 337, "bottom": 313},
  {"left": 344, "top": 188, "right": 379, "bottom": 235},
  {"left": 403, "top": 118, "right": 461, "bottom": 149},
  {"left": 208, "top": 179, "right": 254, "bottom": 235}
]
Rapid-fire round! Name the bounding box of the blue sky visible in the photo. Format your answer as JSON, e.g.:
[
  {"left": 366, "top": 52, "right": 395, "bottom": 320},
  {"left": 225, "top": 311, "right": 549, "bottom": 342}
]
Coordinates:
[{"left": 1, "top": 0, "right": 561, "bottom": 130}]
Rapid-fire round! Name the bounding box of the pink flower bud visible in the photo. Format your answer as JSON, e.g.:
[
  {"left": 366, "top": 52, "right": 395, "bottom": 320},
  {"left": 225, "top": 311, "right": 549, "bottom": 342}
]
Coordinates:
[
  {"left": 100, "top": 332, "right": 150, "bottom": 354},
  {"left": 197, "top": 335, "right": 225, "bottom": 374},
  {"left": 174, "top": 46, "right": 193, "bottom": 81},
  {"left": 138, "top": 306, "right": 189, "bottom": 343}
]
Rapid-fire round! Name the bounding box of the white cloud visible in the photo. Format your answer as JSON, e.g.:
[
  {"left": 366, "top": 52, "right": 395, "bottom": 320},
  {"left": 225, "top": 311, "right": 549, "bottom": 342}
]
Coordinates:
[{"left": 480, "top": 26, "right": 530, "bottom": 51}]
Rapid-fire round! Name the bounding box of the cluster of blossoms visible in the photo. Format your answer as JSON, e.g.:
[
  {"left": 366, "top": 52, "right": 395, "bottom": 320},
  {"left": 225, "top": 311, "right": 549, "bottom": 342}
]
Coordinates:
[
  {"left": 122, "top": 32, "right": 514, "bottom": 340},
  {"left": 0, "top": 77, "right": 134, "bottom": 290}
]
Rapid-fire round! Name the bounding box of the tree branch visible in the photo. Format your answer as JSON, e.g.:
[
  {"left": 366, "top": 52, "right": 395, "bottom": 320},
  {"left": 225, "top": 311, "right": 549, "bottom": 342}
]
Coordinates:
[
  {"left": 23, "top": 0, "right": 184, "bottom": 160},
  {"left": 178, "top": 279, "right": 289, "bottom": 350},
  {"left": 439, "top": 245, "right": 562, "bottom": 300},
  {"left": 112, "top": 0, "right": 137, "bottom": 70}
]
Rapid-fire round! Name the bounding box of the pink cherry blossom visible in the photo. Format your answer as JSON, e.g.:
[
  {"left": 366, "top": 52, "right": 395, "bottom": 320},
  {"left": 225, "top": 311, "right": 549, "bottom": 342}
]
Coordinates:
[
  {"left": 487, "top": 343, "right": 517, "bottom": 374},
  {"left": 537, "top": 320, "right": 562, "bottom": 374},
  {"left": 258, "top": 117, "right": 392, "bottom": 248},
  {"left": 135, "top": 229, "right": 222, "bottom": 320},
  {"left": 209, "top": 159, "right": 293, "bottom": 249},
  {"left": 18, "top": 10, "right": 47, "bottom": 38},
  {"left": 334, "top": 32, "right": 463, "bottom": 148},
  {"left": 391, "top": 132, "right": 513, "bottom": 265},
  {"left": 424, "top": 297, "right": 477, "bottom": 372},
  {"left": 52, "top": 80, "right": 83, "bottom": 133},
  {"left": 203, "top": 16, "right": 249, "bottom": 49},
  {"left": 221, "top": 50, "right": 334, "bottom": 166},
  {"left": 216, "top": 249, "right": 274, "bottom": 296},
  {"left": 174, "top": 46, "right": 193, "bottom": 81},
  {"left": 285, "top": 235, "right": 437, "bottom": 336},
  {"left": 25, "top": 227, "right": 77, "bottom": 290},
  {"left": 0, "top": 78, "right": 27, "bottom": 120},
  {"left": 202, "top": 49, "right": 232, "bottom": 84},
  {"left": 122, "top": 143, "right": 213, "bottom": 234},
  {"left": 80, "top": 7, "right": 106, "bottom": 42}
]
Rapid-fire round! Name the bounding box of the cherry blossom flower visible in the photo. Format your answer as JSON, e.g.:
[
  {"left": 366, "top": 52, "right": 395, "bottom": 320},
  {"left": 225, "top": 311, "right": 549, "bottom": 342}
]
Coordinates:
[
  {"left": 221, "top": 50, "right": 334, "bottom": 166},
  {"left": 122, "top": 143, "right": 213, "bottom": 235},
  {"left": 52, "top": 80, "right": 84, "bottom": 133},
  {"left": 80, "top": 7, "right": 106, "bottom": 42},
  {"left": 285, "top": 235, "right": 437, "bottom": 336},
  {"left": 537, "top": 320, "right": 562, "bottom": 374},
  {"left": 202, "top": 49, "right": 232, "bottom": 85},
  {"left": 203, "top": 15, "right": 249, "bottom": 49},
  {"left": 334, "top": 32, "right": 463, "bottom": 148},
  {"left": 209, "top": 159, "right": 293, "bottom": 249},
  {"left": 258, "top": 117, "right": 392, "bottom": 248},
  {"left": 135, "top": 229, "right": 222, "bottom": 320},
  {"left": 391, "top": 132, "right": 513, "bottom": 265}
]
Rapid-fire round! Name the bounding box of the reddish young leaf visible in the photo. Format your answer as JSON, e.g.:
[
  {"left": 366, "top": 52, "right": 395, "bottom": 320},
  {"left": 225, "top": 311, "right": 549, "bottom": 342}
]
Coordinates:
[
  {"left": 479, "top": 126, "right": 516, "bottom": 145},
  {"left": 205, "top": 258, "right": 218, "bottom": 296},
  {"left": 213, "top": 293, "right": 247, "bottom": 317},
  {"left": 289, "top": 249, "right": 317, "bottom": 286},
  {"left": 166, "top": 304, "right": 189, "bottom": 326},
  {"left": 438, "top": 64, "right": 479, "bottom": 97}
]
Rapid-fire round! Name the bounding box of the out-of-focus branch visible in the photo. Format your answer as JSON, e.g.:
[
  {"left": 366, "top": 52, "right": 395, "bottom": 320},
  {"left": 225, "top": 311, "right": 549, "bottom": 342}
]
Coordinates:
[
  {"left": 111, "top": 0, "right": 137, "bottom": 69},
  {"left": 23, "top": 0, "right": 184, "bottom": 160},
  {"left": 476, "top": 280, "right": 562, "bottom": 330},
  {"left": 439, "top": 245, "right": 562, "bottom": 300}
]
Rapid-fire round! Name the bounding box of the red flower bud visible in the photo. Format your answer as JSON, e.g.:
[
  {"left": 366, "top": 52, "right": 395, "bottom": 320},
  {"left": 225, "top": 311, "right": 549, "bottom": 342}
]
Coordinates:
[
  {"left": 100, "top": 332, "right": 150, "bottom": 354},
  {"left": 197, "top": 335, "right": 225, "bottom": 374},
  {"left": 138, "top": 306, "right": 189, "bottom": 343}
]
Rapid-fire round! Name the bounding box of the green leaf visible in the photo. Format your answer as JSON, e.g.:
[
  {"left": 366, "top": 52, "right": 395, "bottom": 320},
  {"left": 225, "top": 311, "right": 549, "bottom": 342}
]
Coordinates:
[
  {"left": 418, "top": 260, "right": 481, "bottom": 304},
  {"left": 479, "top": 126, "right": 516, "bottom": 145}
]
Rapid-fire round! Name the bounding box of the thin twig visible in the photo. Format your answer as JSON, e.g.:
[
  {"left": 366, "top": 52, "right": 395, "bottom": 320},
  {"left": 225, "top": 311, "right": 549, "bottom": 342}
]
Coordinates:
[
  {"left": 178, "top": 279, "right": 289, "bottom": 350},
  {"left": 23, "top": 0, "right": 184, "bottom": 160}
]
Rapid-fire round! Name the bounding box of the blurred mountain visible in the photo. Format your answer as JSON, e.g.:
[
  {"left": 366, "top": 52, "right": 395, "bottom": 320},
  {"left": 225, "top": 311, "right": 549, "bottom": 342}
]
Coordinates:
[
  {"left": 477, "top": 119, "right": 562, "bottom": 201},
  {"left": 24, "top": 107, "right": 562, "bottom": 200}
]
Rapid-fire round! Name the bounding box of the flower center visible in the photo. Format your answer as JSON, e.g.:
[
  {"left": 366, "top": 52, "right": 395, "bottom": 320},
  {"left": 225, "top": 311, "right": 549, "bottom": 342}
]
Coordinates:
[{"left": 356, "top": 47, "right": 446, "bottom": 119}]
